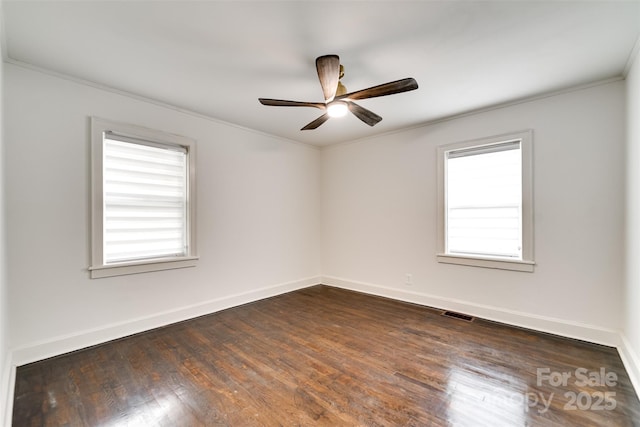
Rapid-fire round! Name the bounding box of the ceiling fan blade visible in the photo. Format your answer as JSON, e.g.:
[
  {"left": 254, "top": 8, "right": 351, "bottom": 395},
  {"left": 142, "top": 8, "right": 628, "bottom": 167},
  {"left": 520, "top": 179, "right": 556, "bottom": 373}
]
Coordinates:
[
  {"left": 301, "top": 113, "right": 330, "bottom": 130},
  {"left": 259, "top": 98, "right": 326, "bottom": 109},
  {"left": 347, "top": 101, "right": 382, "bottom": 127},
  {"left": 337, "top": 78, "right": 418, "bottom": 101},
  {"left": 316, "top": 55, "right": 340, "bottom": 102}
]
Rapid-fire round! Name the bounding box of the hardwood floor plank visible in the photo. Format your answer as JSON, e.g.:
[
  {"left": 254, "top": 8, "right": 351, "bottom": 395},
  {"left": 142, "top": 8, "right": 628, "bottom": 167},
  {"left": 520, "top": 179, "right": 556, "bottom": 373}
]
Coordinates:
[{"left": 12, "top": 285, "right": 640, "bottom": 426}]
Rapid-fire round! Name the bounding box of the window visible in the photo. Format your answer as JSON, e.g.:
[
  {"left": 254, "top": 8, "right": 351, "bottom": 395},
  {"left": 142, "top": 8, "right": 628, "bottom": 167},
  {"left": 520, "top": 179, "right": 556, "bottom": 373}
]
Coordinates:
[
  {"left": 437, "top": 130, "right": 534, "bottom": 272},
  {"left": 90, "top": 117, "right": 197, "bottom": 278}
]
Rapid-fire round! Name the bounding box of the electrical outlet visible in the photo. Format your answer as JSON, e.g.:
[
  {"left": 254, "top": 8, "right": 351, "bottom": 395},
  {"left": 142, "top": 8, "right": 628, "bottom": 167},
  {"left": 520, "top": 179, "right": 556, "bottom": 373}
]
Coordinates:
[{"left": 405, "top": 273, "right": 413, "bottom": 286}]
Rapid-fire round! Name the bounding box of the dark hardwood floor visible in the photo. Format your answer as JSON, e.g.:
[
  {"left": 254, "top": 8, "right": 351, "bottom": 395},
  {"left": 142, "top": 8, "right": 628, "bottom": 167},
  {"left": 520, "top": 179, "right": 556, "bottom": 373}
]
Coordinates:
[{"left": 12, "top": 285, "right": 640, "bottom": 426}]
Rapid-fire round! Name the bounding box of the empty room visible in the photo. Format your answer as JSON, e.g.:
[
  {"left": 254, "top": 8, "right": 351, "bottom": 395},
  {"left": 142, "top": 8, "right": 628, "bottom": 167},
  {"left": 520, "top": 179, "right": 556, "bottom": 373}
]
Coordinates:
[{"left": 1, "top": 1, "right": 640, "bottom": 425}]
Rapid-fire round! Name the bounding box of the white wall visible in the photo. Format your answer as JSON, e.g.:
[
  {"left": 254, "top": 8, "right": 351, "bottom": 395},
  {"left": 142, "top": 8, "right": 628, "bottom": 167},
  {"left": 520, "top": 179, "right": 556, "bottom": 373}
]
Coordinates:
[
  {"left": 624, "top": 50, "right": 640, "bottom": 390},
  {"left": 0, "top": 17, "right": 10, "bottom": 426},
  {"left": 4, "top": 64, "right": 321, "bottom": 363},
  {"left": 322, "top": 81, "right": 626, "bottom": 344}
]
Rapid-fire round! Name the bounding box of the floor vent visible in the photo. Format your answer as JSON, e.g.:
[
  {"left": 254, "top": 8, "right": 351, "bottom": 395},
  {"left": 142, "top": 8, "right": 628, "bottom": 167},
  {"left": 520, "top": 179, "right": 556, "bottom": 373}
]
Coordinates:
[{"left": 442, "top": 311, "right": 474, "bottom": 322}]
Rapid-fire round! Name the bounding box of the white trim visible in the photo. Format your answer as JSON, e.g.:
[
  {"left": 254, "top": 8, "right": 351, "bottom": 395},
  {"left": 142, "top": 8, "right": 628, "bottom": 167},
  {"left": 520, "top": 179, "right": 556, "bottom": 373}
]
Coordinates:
[
  {"left": 90, "top": 117, "right": 198, "bottom": 279},
  {"left": 10, "top": 276, "right": 321, "bottom": 366},
  {"left": 618, "top": 334, "right": 640, "bottom": 399},
  {"left": 436, "top": 254, "right": 535, "bottom": 272},
  {"left": 3, "top": 59, "right": 624, "bottom": 151},
  {"left": 5, "top": 276, "right": 638, "bottom": 423},
  {"left": 321, "top": 276, "right": 620, "bottom": 347},
  {"left": 1, "top": 358, "right": 15, "bottom": 427},
  {"left": 623, "top": 34, "right": 640, "bottom": 77},
  {"left": 88, "top": 256, "right": 199, "bottom": 278},
  {"left": 4, "top": 59, "right": 317, "bottom": 151},
  {"left": 321, "top": 77, "right": 624, "bottom": 151},
  {"left": 436, "top": 130, "right": 534, "bottom": 271}
]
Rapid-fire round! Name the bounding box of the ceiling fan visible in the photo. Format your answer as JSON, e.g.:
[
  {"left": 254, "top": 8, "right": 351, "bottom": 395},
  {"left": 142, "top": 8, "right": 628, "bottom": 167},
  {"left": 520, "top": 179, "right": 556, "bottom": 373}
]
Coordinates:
[{"left": 258, "top": 55, "right": 418, "bottom": 130}]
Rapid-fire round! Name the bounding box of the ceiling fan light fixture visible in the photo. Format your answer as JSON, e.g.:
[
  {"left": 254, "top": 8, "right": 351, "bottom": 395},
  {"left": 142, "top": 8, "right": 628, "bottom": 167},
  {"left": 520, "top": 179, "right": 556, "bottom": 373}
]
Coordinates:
[
  {"left": 327, "top": 101, "right": 348, "bottom": 118},
  {"left": 258, "top": 54, "right": 418, "bottom": 130}
]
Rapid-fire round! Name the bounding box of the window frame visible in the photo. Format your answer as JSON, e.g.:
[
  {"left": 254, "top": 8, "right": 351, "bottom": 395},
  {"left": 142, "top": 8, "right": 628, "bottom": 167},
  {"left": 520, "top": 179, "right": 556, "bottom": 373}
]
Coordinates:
[
  {"left": 436, "top": 130, "right": 534, "bottom": 272},
  {"left": 90, "top": 117, "right": 198, "bottom": 278}
]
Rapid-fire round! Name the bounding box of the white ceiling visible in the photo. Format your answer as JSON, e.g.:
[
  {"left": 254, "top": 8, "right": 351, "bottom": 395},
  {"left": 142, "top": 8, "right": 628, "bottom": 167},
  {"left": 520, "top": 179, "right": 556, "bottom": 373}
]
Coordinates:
[{"left": 2, "top": 1, "right": 639, "bottom": 147}]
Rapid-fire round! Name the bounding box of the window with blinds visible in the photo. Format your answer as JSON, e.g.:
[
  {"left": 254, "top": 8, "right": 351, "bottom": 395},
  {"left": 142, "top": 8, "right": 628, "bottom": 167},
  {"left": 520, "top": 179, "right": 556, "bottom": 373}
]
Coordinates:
[
  {"left": 103, "top": 135, "right": 188, "bottom": 263},
  {"left": 90, "top": 118, "right": 197, "bottom": 278},
  {"left": 436, "top": 130, "right": 534, "bottom": 272}
]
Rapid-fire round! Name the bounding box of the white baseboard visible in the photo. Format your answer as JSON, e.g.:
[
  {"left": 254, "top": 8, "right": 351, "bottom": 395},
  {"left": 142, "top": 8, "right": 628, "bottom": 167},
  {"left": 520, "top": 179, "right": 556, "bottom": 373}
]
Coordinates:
[
  {"left": 3, "top": 276, "right": 321, "bottom": 426},
  {"left": 10, "top": 276, "right": 321, "bottom": 367},
  {"left": 5, "top": 275, "right": 638, "bottom": 426},
  {"left": 618, "top": 334, "right": 640, "bottom": 398},
  {"left": 323, "top": 276, "right": 640, "bottom": 398},
  {"left": 321, "top": 276, "right": 621, "bottom": 347},
  {"left": 10, "top": 275, "right": 622, "bottom": 365},
  {"left": 1, "top": 358, "right": 15, "bottom": 427}
]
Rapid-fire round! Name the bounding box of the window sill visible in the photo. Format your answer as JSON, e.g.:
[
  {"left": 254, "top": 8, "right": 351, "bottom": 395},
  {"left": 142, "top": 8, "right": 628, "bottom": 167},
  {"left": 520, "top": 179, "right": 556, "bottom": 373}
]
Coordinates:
[
  {"left": 89, "top": 256, "right": 199, "bottom": 279},
  {"left": 436, "top": 254, "right": 535, "bottom": 272}
]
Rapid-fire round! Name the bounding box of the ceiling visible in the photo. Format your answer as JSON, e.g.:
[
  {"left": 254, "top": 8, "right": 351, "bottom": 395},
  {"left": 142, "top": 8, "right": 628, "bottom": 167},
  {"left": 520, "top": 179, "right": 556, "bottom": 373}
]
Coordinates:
[{"left": 2, "top": 1, "right": 639, "bottom": 147}]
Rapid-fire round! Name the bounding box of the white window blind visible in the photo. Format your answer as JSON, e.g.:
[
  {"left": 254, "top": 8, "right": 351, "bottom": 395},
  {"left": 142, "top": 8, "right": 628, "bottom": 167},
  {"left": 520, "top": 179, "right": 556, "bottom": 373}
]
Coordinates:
[
  {"left": 446, "top": 141, "right": 522, "bottom": 259},
  {"left": 103, "top": 133, "right": 188, "bottom": 264}
]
